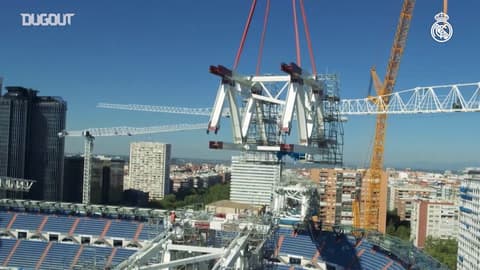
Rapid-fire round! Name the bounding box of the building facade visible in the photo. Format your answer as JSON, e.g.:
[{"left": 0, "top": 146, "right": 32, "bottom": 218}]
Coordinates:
[
  {"left": 410, "top": 199, "right": 458, "bottom": 248},
  {"left": 310, "top": 168, "right": 361, "bottom": 226},
  {"left": 126, "top": 142, "right": 171, "bottom": 201},
  {"left": 388, "top": 184, "right": 436, "bottom": 221},
  {"left": 0, "top": 87, "right": 66, "bottom": 200},
  {"left": 229, "top": 153, "right": 281, "bottom": 206},
  {"left": 457, "top": 170, "right": 480, "bottom": 270}
]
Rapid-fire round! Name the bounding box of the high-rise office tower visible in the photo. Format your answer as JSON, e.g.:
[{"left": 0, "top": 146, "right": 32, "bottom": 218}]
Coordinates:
[
  {"left": 0, "top": 86, "right": 66, "bottom": 201},
  {"left": 127, "top": 142, "right": 171, "bottom": 201}
]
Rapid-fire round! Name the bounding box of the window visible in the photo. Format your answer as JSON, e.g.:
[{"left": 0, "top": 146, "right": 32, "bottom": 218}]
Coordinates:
[
  {"left": 113, "top": 239, "right": 123, "bottom": 247},
  {"left": 18, "top": 231, "right": 27, "bottom": 239},
  {"left": 81, "top": 236, "right": 91, "bottom": 244},
  {"left": 49, "top": 234, "right": 59, "bottom": 242}
]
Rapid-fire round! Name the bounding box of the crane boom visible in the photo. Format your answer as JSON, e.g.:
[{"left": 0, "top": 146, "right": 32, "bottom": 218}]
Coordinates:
[
  {"left": 361, "top": 0, "right": 416, "bottom": 233},
  {"left": 59, "top": 123, "right": 208, "bottom": 138},
  {"left": 59, "top": 123, "right": 207, "bottom": 204},
  {"left": 98, "top": 82, "right": 480, "bottom": 116}
]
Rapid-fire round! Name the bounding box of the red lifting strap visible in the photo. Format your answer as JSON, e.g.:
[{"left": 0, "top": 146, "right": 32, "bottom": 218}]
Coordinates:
[
  {"left": 233, "top": 0, "right": 258, "bottom": 70},
  {"left": 300, "top": 0, "right": 317, "bottom": 75},
  {"left": 256, "top": 0, "right": 271, "bottom": 75},
  {"left": 292, "top": 0, "right": 301, "bottom": 67}
]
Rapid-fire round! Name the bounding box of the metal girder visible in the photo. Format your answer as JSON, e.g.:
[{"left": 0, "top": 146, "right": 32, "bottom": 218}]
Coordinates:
[
  {"left": 82, "top": 135, "right": 94, "bottom": 204},
  {"left": 138, "top": 253, "right": 223, "bottom": 270},
  {"left": 115, "top": 231, "right": 171, "bottom": 269},
  {"left": 98, "top": 82, "right": 480, "bottom": 116},
  {"left": 59, "top": 123, "right": 208, "bottom": 138},
  {"left": 209, "top": 141, "right": 327, "bottom": 156},
  {"left": 339, "top": 82, "right": 480, "bottom": 115},
  {"left": 211, "top": 234, "right": 250, "bottom": 270},
  {"left": 97, "top": 102, "right": 217, "bottom": 116},
  {"left": 167, "top": 244, "right": 224, "bottom": 254}
]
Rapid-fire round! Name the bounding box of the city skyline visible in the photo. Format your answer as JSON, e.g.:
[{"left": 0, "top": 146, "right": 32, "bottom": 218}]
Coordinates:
[{"left": 1, "top": 1, "right": 480, "bottom": 169}]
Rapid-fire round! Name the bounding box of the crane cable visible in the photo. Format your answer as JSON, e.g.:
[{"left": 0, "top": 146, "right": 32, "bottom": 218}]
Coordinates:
[
  {"left": 299, "top": 0, "right": 317, "bottom": 75},
  {"left": 234, "top": 0, "right": 318, "bottom": 75},
  {"left": 292, "top": 0, "right": 302, "bottom": 66},
  {"left": 233, "top": 0, "right": 258, "bottom": 70},
  {"left": 256, "top": 0, "right": 271, "bottom": 75}
]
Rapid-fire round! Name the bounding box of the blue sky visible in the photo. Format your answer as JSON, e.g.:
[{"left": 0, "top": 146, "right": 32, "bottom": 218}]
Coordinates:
[{"left": 0, "top": 0, "right": 479, "bottom": 169}]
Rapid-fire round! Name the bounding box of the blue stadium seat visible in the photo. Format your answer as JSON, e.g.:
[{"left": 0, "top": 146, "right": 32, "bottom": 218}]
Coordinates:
[
  {"left": 138, "top": 223, "right": 164, "bottom": 240},
  {"left": 106, "top": 220, "right": 138, "bottom": 239},
  {"left": 0, "top": 212, "right": 13, "bottom": 228},
  {"left": 271, "top": 227, "right": 407, "bottom": 270},
  {"left": 0, "top": 238, "right": 17, "bottom": 265},
  {"left": 111, "top": 248, "right": 137, "bottom": 267},
  {"left": 76, "top": 245, "right": 113, "bottom": 267},
  {"left": 6, "top": 240, "right": 46, "bottom": 269},
  {"left": 74, "top": 218, "right": 107, "bottom": 236},
  {"left": 43, "top": 215, "right": 76, "bottom": 234},
  {"left": 278, "top": 228, "right": 317, "bottom": 259},
  {"left": 11, "top": 213, "right": 43, "bottom": 231},
  {"left": 40, "top": 242, "right": 79, "bottom": 269}
]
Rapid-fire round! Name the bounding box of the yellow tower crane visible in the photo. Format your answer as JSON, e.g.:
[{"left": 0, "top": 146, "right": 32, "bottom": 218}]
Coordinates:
[{"left": 353, "top": 0, "right": 416, "bottom": 233}]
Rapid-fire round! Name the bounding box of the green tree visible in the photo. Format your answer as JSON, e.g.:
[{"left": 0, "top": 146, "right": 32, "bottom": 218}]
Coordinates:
[
  {"left": 424, "top": 237, "right": 457, "bottom": 270},
  {"left": 149, "top": 183, "right": 230, "bottom": 210},
  {"left": 386, "top": 209, "right": 411, "bottom": 241}
]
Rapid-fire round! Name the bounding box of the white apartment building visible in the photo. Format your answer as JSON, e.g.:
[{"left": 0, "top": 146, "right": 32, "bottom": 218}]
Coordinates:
[
  {"left": 410, "top": 199, "right": 458, "bottom": 248},
  {"left": 229, "top": 153, "right": 281, "bottom": 206},
  {"left": 126, "top": 142, "right": 171, "bottom": 201},
  {"left": 387, "top": 184, "right": 436, "bottom": 220},
  {"left": 457, "top": 170, "right": 480, "bottom": 270}
]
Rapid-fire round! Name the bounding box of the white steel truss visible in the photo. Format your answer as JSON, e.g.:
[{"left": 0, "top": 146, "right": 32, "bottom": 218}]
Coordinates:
[
  {"left": 204, "top": 64, "right": 342, "bottom": 164},
  {"left": 97, "top": 82, "right": 480, "bottom": 116},
  {"left": 339, "top": 82, "right": 480, "bottom": 115}
]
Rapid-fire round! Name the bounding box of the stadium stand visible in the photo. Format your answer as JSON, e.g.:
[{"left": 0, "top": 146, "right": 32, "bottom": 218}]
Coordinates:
[
  {"left": 0, "top": 238, "right": 139, "bottom": 269},
  {"left": 275, "top": 226, "right": 408, "bottom": 270},
  {"left": 0, "top": 205, "right": 165, "bottom": 269},
  {"left": 0, "top": 211, "right": 162, "bottom": 241}
]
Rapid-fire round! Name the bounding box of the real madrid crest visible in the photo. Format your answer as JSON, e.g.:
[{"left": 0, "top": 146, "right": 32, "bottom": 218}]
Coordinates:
[{"left": 431, "top": 12, "right": 453, "bottom": 43}]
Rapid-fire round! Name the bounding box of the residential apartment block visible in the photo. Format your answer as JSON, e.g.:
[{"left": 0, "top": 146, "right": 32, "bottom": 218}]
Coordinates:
[
  {"left": 126, "top": 142, "right": 171, "bottom": 201},
  {"left": 410, "top": 199, "right": 458, "bottom": 248}
]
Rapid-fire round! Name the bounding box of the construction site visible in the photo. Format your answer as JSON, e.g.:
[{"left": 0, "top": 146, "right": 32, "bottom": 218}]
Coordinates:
[{"left": 0, "top": 0, "right": 477, "bottom": 269}]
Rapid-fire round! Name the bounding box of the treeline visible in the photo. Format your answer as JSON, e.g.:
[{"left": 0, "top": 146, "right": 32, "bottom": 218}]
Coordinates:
[
  {"left": 386, "top": 209, "right": 410, "bottom": 241},
  {"left": 424, "top": 237, "right": 457, "bottom": 270},
  {"left": 149, "top": 183, "right": 230, "bottom": 210}
]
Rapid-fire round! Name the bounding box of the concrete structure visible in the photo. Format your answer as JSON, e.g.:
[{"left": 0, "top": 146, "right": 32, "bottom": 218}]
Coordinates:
[
  {"left": 388, "top": 184, "right": 436, "bottom": 221},
  {"left": 126, "top": 142, "right": 171, "bottom": 201},
  {"left": 310, "top": 168, "right": 361, "bottom": 226},
  {"left": 206, "top": 200, "right": 262, "bottom": 215},
  {"left": 0, "top": 86, "right": 66, "bottom": 201},
  {"left": 410, "top": 199, "right": 458, "bottom": 248},
  {"left": 457, "top": 170, "right": 480, "bottom": 270},
  {"left": 229, "top": 153, "right": 281, "bottom": 206}
]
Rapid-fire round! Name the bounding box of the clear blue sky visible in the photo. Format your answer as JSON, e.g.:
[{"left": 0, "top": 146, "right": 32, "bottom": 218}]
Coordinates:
[{"left": 1, "top": 0, "right": 479, "bottom": 169}]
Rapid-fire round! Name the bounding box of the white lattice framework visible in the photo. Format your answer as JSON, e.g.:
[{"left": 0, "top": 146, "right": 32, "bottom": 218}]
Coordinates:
[
  {"left": 98, "top": 82, "right": 480, "bottom": 116},
  {"left": 339, "top": 82, "right": 480, "bottom": 115}
]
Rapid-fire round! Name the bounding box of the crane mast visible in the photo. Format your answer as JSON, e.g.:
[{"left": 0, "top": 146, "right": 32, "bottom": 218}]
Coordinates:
[{"left": 360, "top": 0, "right": 415, "bottom": 232}]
